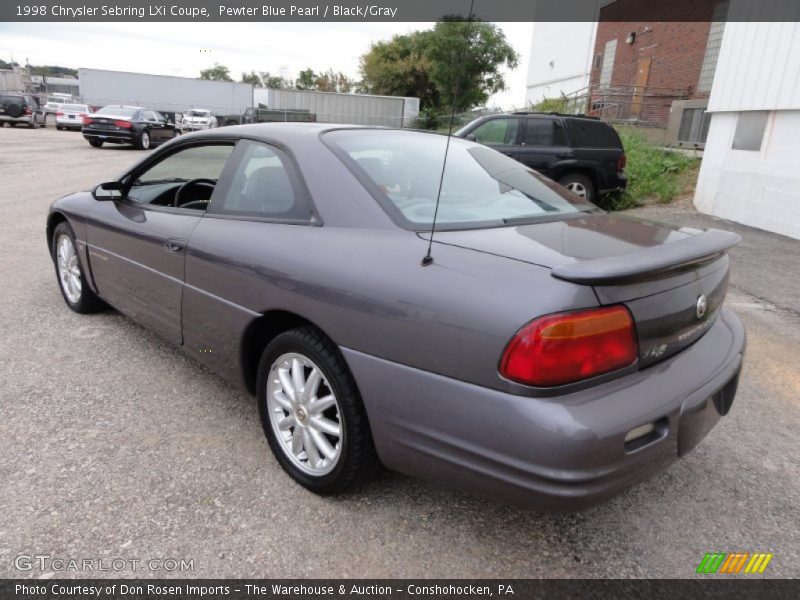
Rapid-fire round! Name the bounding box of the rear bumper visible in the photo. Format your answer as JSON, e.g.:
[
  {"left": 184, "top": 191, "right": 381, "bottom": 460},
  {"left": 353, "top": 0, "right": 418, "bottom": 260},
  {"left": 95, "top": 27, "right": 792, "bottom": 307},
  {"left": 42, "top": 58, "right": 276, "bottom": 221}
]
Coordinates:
[
  {"left": 83, "top": 131, "right": 134, "bottom": 144},
  {"left": 600, "top": 173, "right": 628, "bottom": 195},
  {"left": 343, "top": 307, "right": 745, "bottom": 510},
  {"left": 57, "top": 118, "right": 83, "bottom": 129}
]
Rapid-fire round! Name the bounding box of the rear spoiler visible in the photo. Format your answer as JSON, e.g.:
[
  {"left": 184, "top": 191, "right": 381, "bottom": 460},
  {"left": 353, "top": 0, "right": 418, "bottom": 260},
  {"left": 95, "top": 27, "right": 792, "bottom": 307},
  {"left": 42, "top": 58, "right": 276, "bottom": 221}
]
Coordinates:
[{"left": 551, "top": 229, "right": 741, "bottom": 285}]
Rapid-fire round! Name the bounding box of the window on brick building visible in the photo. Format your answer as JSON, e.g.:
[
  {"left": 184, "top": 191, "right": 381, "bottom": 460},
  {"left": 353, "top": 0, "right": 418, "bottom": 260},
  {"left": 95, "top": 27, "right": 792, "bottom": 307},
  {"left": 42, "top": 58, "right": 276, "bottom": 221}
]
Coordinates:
[
  {"left": 599, "top": 39, "right": 617, "bottom": 88},
  {"left": 697, "top": 1, "right": 729, "bottom": 92}
]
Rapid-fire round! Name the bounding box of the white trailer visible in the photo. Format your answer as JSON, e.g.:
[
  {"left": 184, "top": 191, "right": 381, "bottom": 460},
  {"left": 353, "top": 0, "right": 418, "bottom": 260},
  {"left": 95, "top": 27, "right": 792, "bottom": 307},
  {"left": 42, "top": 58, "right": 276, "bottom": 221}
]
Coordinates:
[
  {"left": 78, "top": 68, "right": 253, "bottom": 118},
  {"left": 254, "top": 87, "right": 420, "bottom": 127}
]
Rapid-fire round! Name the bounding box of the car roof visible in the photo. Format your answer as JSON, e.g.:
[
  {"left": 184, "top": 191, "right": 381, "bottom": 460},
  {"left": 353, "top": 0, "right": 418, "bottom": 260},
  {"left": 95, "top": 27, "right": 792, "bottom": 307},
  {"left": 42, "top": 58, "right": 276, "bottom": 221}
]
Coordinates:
[{"left": 184, "top": 122, "right": 378, "bottom": 143}]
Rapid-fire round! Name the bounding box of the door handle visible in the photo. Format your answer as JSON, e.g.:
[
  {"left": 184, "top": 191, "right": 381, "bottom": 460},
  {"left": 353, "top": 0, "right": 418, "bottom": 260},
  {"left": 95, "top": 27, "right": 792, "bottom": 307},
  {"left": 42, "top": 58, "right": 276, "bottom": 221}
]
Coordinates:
[{"left": 164, "top": 238, "right": 186, "bottom": 253}]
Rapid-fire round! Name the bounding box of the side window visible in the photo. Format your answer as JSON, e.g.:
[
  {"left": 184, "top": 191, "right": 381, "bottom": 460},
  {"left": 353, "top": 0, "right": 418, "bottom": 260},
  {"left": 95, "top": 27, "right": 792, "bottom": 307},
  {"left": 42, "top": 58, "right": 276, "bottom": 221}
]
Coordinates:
[
  {"left": 523, "top": 119, "right": 567, "bottom": 146},
  {"left": 470, "top": 118, "right": 520, "bottom": 146},
  {"left": 142, "top": 111, "right": 156, "bottom": 122},
  {"left": 211, "top": 140, "right": 312, "bottom": 221},
  {"left": 568, "top": 120, "right": 621, "bottom": 149},
  {"left": 126, "top": 143, "right": 235, "bottom": 207}
]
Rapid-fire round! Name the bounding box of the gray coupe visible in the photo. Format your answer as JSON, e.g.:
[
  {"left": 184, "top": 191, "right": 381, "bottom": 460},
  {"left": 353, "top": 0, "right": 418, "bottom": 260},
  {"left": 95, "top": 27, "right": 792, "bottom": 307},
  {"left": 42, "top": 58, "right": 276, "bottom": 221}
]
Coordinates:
[{"left": 47, "top": 124, "right": 745, "bottom": 509}]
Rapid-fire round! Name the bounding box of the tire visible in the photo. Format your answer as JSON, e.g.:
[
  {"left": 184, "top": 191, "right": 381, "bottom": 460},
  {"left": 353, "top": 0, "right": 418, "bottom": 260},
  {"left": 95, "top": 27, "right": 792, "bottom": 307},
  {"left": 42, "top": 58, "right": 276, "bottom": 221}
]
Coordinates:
[
  {"left": 256, "top": 326, "right": 378, "bottom": 494},
  {"left": 5, "top": 103, "right": 22, "bottom": 118},
  {"left": 88, "top": 139, "right": 103, "bottom": 147},
  {"left": 135, "top": 130, "right": 151, "bottom": 150},
  {"left": 558, "top": 173, "right": 596, "bottom": 204},
  {"left": 0, "top": 122, "right": 4, "bottom": 127},
  {"left": 51, "top": 222, "right": 105, "bottom": 314}
]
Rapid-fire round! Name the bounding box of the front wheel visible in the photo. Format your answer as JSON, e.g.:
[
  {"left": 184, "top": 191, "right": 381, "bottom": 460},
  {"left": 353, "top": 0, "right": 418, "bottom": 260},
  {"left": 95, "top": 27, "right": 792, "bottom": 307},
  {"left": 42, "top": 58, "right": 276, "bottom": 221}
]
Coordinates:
[
  {"left": 256, "top": 326, "right": 378, "bottom": 494},
  {"left": 558, "top": 173, "right": 596, "bottom": 204},
  {"left": 52, "top": 222, "right": 105, "bottom": 313},
  {"left": 135, "top": 130, "right": 151, "bottom": 150}
]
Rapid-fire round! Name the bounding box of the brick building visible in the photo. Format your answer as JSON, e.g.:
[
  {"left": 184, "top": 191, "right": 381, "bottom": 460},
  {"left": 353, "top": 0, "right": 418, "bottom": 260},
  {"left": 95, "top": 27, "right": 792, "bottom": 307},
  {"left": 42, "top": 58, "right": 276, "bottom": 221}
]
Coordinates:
[{"left": 588, "top": 0, "right": 729, "bottom": 143}]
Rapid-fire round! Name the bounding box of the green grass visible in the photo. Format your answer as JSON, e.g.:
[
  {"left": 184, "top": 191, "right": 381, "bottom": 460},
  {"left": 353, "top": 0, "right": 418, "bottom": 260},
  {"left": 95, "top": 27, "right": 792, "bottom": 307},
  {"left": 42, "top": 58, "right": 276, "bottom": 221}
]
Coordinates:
[{"left": 606, "top": 127, "right": 698, "bottom": 210}]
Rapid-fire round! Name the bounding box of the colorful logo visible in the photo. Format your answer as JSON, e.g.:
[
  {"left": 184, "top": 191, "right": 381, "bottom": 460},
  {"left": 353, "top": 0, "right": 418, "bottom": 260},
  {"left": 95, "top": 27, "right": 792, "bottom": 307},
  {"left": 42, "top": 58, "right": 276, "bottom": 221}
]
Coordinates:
[{"left": 697, "top": 552, "right": 773, "bottom": 574}]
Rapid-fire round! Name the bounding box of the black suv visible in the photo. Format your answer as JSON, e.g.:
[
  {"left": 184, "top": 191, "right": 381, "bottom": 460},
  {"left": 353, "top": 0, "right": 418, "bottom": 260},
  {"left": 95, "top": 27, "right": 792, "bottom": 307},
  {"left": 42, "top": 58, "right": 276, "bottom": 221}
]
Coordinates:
[
  {"left": 454, "top": 112, "right": 627, "bottom": 203},
  {"left": 0, "top": 93, "right": 46, "bottom": 129}
]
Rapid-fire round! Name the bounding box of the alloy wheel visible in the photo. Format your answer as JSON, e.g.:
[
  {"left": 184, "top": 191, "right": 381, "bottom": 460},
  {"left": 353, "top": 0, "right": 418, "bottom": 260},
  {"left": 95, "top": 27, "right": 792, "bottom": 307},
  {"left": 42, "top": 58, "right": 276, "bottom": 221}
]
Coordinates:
[
  {"left": 56, "top": 234, "right": 81, "bottom": 303},
  {"left": 266, "top": 352, "right": 343, "bottom": 476},
  {"left": 565, "top": 181, "right": 587, "bottom": 198}
]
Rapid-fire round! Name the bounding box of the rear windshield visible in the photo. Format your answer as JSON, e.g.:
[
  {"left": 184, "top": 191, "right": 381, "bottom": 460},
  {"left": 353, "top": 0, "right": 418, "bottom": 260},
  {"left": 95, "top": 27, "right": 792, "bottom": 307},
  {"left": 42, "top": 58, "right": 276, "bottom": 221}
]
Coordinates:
[
  {"left": 96, "top": 106, "right": 138, "bottom": 117},
  {"left": 0, "top": 95, "right": 24, "bottom": 103},
  {"left": 61, "top": 104, "right": 88, "bottom": 112},
  {"left": 568, "top": 119, "right": 622, "bottom": 148},
  {"left": 325, "top": 129, "right": 597, "bottom": 230}
]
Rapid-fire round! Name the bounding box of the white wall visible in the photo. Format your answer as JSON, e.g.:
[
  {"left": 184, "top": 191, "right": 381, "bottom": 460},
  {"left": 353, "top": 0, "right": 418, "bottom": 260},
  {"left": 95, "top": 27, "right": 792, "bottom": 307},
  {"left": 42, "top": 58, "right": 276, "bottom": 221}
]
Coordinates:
[
  {"left": 525, "top": 21, "right": 598, "bottom": 106},
  {"left": 695, "top": 110, "right": 800, "bottom": 239},
  {"left": 695, "top": 11, "right": 800, "bottom": 240}
]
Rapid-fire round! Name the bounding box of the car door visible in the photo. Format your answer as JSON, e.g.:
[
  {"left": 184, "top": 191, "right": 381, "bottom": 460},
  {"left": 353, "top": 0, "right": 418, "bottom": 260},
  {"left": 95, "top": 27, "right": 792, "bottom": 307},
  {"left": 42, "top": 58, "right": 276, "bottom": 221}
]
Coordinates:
[
  {"left": 141, "top": 110, "right": 165, "bottom": 142},
  {"left": 154, "top": 111, "right": 175, "bottom": 140},
  {"left": 84, "top": 141, "right": 236, "bottom": 344},
  {"left": 466, "top": 116, "right": 522, "bottom": 160},
  {"left": 516, "top": 117, "right": 572, "bottom": 177},
  {"left": 181, "top": 139, "right": 317, "bottom": 382}
]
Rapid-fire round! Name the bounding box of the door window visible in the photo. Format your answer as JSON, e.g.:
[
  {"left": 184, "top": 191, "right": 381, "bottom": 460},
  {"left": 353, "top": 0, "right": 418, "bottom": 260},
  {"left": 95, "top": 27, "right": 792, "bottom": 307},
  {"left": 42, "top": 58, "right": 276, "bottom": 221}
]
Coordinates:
[
  {"left": 470, "top": 118, "right": 520, "bottom": 146},
  {"left": 143, "top": 111, "right": 157, "bottom": 122},
  {"left": 126, "top": 143, "right": 235, "bottom": 208},
  {"left": 523, "top": 119, "right": 567, "bottom": 146},
  {"left": 211, "top": 140, "right": 312, "bottom": 221}
]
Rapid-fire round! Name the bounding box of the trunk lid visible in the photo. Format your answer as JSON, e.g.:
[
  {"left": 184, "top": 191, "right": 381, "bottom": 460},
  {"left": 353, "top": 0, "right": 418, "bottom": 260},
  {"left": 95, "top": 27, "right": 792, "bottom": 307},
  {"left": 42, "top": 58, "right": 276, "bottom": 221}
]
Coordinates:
[{"left": 424, "top": 213, "right": 739, "bottom": 368}]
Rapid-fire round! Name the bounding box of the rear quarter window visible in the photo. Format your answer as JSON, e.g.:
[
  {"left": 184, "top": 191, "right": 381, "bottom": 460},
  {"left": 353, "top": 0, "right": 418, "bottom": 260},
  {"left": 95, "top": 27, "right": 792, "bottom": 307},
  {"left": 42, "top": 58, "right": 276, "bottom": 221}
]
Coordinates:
[{"left": 568, "top": 120, "right": 622, "bottom": 149}]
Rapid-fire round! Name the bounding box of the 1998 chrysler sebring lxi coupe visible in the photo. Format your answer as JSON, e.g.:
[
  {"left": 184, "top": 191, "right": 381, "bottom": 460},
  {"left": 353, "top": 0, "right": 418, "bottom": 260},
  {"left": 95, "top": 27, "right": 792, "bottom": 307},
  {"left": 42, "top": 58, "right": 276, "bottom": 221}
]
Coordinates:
[{"left": 47, "top": 124, "right": 745, "bottom": 509}]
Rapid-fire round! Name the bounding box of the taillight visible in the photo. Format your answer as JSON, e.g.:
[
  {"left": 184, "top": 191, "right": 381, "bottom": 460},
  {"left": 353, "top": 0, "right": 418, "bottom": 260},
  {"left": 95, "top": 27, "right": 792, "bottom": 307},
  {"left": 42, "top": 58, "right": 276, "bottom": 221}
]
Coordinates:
[
  {"left": 617, "top": 153, "right": 627, "bottom": 173},
  {"left": 79, "top": 113, "right": 87, "bottom": 118},
  {"left": 24, "top": 106, "right": 32, "bottom": 115},
  {"left": 82, "top": 117, "right": 93, "bottom": 125},
  {"left": 500, "top": 305, "right": 637, "bottom": 387},
  {"left": 56, "top": 111, "right": 64, "bottom": 116},
  {"left": 114, "top": 120, "right": 132, "bottom": 128}
]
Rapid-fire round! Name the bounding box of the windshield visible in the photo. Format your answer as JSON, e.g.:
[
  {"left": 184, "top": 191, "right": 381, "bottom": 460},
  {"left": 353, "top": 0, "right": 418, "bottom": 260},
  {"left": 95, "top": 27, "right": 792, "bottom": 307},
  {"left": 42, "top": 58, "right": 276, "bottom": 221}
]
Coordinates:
[
  {"left": 187, "top": 110, "right": 210, "bottom": 117},
  {"left": 325, "top": 129, "right": 597, "bottom": 230},
  {"left": 97, "top": 106, "right": 138, "bottom": 117}
]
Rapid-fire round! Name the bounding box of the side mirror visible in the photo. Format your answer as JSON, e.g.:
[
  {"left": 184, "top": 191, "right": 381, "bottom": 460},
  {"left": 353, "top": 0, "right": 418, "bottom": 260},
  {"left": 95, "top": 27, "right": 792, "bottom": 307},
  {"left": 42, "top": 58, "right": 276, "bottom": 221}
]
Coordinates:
[
  {"left": 93, "top": 181, "right": 123, "bottom": 201},
  {"left": 465, "top": 133, "right": 477, "bottom": 142}
]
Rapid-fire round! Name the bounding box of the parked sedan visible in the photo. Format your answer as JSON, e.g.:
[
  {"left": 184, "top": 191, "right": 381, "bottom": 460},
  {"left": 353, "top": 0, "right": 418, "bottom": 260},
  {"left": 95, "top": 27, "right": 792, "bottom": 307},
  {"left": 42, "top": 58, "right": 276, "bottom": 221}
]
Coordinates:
[
  {"left": 55, "top": 103, "right": 93, "bottom": 131},
  {"left": 82, "top": 105, "right": 180, "bottom": 149},
  {"left": 46, "top": 124, "right": 745, "bottom": 508}
]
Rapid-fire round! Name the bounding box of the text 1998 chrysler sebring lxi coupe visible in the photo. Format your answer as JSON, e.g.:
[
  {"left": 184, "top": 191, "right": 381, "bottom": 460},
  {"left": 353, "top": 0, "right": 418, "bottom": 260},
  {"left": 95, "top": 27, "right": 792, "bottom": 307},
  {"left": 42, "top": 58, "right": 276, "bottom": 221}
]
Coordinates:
[{"left": 47, "top": 124, "right": 745, "bottom": 509}]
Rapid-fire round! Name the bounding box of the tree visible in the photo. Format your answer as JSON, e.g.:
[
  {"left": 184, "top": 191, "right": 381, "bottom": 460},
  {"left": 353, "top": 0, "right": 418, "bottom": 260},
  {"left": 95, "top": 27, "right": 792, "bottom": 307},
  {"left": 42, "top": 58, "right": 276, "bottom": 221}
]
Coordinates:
[
  {"left": 359, "top": 20, "right": 518, "bottom": 113},
  {"left": 199, "top": 63, "right": 233, "bottom": 81},
  {"left": 295, "top": 68, "right": 317, "bottom": 90},
  {"left": 259, "top": 71, "right": 292, "bottom": 89},
  {"left": 315, "top": 68, "right": 355, "bottom": 93},
  {"left": 240, "top": 71, "right": 262, "bottom": 86}
]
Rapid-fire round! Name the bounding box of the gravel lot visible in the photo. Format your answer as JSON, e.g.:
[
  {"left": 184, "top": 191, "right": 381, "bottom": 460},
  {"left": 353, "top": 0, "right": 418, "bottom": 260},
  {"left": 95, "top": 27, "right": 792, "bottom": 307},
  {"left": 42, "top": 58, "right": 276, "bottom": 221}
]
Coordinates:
[{"left": 1, "top": 126, "right": 798, "bottom": 579}]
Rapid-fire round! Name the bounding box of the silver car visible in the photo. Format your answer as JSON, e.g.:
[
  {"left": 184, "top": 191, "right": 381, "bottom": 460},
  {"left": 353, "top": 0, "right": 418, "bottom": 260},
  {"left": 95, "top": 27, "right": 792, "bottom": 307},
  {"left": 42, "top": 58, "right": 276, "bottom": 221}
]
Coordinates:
[
  {"left": 181, "top": 108, "right": 217, "bottom": 131},
  {"left": 56, "top": 103, "right": 92, "bottom": 131}
]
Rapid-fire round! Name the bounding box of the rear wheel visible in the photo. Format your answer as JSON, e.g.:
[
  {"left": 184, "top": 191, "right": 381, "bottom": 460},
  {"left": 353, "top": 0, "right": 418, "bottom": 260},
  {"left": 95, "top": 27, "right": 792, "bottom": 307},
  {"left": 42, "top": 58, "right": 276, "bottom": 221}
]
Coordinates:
[
  {"left": 559, "top": 173, "right": 596, "bottom": 204},
  {"left": 51, "top": 222, "right": 105, "bottom": 314},
  {"left": 135, "top": 130, "right": 151, "bottom": 150},
  {"left": 88, "top": 139, "right": 103, "bottom": 148},
  {"left": 256, "top": 326, "right": 378, "bottom": 494}
]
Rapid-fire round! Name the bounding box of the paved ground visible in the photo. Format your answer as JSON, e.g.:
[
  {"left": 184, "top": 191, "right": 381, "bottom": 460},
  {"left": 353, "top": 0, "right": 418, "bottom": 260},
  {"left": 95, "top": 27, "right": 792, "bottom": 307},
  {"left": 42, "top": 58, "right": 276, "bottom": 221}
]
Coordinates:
[{"left": 1, "top": 126, "right": 798, "bottom": 579}]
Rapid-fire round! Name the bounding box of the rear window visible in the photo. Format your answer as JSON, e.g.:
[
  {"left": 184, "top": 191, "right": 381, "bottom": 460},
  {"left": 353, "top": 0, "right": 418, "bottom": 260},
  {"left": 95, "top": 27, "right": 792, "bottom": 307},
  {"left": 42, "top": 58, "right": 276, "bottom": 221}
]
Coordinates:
[
  {"left": 325, "top": 129, "right": 596, "bottom": 230},
  {"left": 568, "top": 119, "right": 622, "bottom": 148},
  {"left": 61, "top": 104, "right": 88, "bottom": 112},
  {"left": 0, "top": 95, "right": 24, "bottom": 103},
  {"left": 96, "top": 106, "right": 138, "bottom": 117}
]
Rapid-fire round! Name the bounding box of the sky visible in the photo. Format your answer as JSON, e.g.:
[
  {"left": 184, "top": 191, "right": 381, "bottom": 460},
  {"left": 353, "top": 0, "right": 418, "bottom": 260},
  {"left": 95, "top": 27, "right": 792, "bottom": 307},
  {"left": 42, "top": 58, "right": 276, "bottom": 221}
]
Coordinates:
[{"left": 0, "top": 22, "right": 532, "bottom": 109}]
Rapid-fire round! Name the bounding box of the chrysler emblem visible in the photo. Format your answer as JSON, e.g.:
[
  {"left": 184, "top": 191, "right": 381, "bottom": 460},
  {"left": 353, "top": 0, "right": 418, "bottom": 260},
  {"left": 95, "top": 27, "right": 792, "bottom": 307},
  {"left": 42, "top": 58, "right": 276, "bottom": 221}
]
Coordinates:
[{"left": 696, "top": 295, "right": 708, "bottom": 319}]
